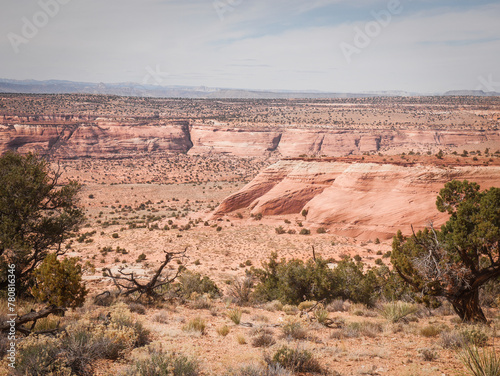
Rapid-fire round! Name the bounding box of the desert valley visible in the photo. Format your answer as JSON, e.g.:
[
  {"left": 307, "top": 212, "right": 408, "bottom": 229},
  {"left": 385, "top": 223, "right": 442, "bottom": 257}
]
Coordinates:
[{"left": 1, "top": 94, "right": 500, "bottom": 376}]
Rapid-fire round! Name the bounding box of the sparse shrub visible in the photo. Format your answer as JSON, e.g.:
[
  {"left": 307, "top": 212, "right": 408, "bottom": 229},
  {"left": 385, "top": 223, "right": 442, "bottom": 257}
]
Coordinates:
[
  {"left": 420, "top": 325, "right": 442, "bottom": 338},
  {"left": 136, "top": 253, "right": 147, "bottom": 262},
  {"left": 227, "top": 308, "right": 242, "bottom": 324},
  {"left": 461, "top": 326, "right": 489, "bottom": 347},
  {"left": 327, "top": 299, "right": 346, "bottom": 312},
  {"left": 224, "top": 364, "right": 292, "bottom": 376},
  {"left": 112, "top": 233, "right": 119, "bottom": 238},
  {"left": 252, "top": 333, "right": 276, "bottom": 347},
  {"left": 127, "top": 350, "right": 199, "bottom": 376},
  {"left": 183, "top": 317, "right": 206, "bottom": 334},
  {"left": 316, "top": 227, "right": 326, "bottom": 234},
  {"left": 15, "top": 335, "right": 71, "bottom": 376},
  {"left": 380, "top": 301, "right": 418, "bottom": 323},
  {"left": 217, "top": 325, "right": 230, "bottom": 337},
  {"left": 281, "top": 319, "right": 307, "bottom": 340},
  {"left": 419, "top": 348, "right": 438, "bottom": 361},
  {"left": 128, "top": 302, "right": 146, "bottom": 315},
  {"left": 299, "top": 228, "right": 310, "bottom": 235},
  {"left": 440, "top": 330, "right": 466, "bottom": 349},
  {"left": 297, "top": 301, "right": 316, "bottom": 311},
  {"left": 236, "top": 335, "right": 247, "bottom": 345},
  {"left": 275, "top": 226, "right": 286, "bottom": 235},
  {"left": 282, "top": 305, "right": 299, "bottom": 315},
  {"left": 314, "top": 308, "right": 329, "bottom": 325},
  {"left": 228, "top": 276, "right": 253, "bottom": 305},
  {"left": 268, "top": 345, "right": 323, "bottom": 374},
  {"left": 152, "top": 311, "right": 169, "bottom": 324},
  {"left": 264, "top": 300, "right": 283, "bottom": 312}
]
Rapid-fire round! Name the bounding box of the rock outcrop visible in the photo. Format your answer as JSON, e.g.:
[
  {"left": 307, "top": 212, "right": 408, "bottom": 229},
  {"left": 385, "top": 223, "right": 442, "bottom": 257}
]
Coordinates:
[
  {"left": 1, "top": 117, "right": 499, "bottom": 158},
  {"left": 214, "top": 160, "right": 500, "bottom": 240}
]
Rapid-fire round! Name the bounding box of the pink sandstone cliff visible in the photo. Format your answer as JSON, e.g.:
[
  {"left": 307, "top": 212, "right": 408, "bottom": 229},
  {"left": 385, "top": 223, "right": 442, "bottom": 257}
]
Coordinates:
[
  {"left": 1, "top": 118, "right": 499, "bottom": 158},
  {"left": 214, "top": 160, "right": 500, "bottom": 240}
]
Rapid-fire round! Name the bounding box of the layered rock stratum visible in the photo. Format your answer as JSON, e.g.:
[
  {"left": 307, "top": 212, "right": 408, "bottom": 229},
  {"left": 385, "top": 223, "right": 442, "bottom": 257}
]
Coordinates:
[
  {"left": 214, "top": 160, "right": 500, "bottom": 240},
  {"left": 1, "top": 119, "right": 499, "bottom": 158}
]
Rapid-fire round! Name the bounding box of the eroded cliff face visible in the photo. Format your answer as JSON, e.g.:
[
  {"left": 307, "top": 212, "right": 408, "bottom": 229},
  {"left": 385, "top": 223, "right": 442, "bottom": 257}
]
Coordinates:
[
  {"left": 0, "top": 120, "right": 193, "bottom": 157},
  {"left": 214, "top": 160, "right": 500, "bottom": 240},
  {"left": 1, "top": 118, "right": 499, "bottom": 158}
]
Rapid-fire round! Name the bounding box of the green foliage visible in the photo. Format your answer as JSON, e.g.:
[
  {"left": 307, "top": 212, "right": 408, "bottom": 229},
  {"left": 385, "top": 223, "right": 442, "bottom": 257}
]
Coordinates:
[
  {"left": 0, "top": 152, "right": 84, "bottom": 295},
  {"left": 391, "top": 180, "right": 500, "bottom": 323},
  {"left": 275, "top": 226, "right": 286, "bottom": 235},
  {"left": 32, "top": 253, "right": 87, "bottom": 308},
  {"left": 252, "top": 253, "right": 379, "bottom": 306},
  {"left": 176, "top": 271, "right": 220, "bottom": 299}
]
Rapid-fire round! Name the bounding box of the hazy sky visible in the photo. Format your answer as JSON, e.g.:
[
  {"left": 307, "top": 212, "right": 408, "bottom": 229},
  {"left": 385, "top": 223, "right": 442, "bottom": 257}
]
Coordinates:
[{"left": 1, "top": 0, "right": 499, "bottom": 93}]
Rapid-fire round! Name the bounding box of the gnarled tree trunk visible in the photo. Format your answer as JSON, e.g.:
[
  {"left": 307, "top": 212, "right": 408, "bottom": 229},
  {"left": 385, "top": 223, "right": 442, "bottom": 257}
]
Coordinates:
[{"left": 449, "top": 289, "right": 487, "bottom": 323}]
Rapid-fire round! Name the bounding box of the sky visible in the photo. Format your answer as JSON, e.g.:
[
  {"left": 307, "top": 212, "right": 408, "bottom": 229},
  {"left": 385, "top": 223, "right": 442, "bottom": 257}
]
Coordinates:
[{"left": 0, "top": 0, "right": 499, "bottom": 93}]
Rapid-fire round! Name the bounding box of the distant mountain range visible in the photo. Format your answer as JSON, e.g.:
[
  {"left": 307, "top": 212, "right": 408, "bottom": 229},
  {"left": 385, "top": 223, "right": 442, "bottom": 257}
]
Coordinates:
[{"left": 0, "top": 78, "right": 498, "bottom": 98}]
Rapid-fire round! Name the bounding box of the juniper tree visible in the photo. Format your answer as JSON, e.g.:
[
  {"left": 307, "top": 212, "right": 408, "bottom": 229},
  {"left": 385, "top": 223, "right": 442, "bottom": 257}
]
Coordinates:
[
  {"left": 0, "top": 152, "right": 84, "bottom": 296},
  {"left": 391, "top": 180, "right": 500, "bottom": 323}
]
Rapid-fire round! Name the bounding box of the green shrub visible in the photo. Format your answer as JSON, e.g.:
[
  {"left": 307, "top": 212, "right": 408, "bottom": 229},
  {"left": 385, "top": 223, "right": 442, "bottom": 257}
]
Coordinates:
[
  {"left": 176, "top": 271, "right": 220, "bottom": 299},
  {"left": 32, "top": 253, "right": 87, "bottom": 308},
  {"left": 316, "top": 227, "right": 326, "bottom": 234},
  {"left": 299, "top": 228, "right": 310, "bottom": 235},
  {"left": 252, "top": 253, "right": 378, "bottom": 306},
  {"left": 275, "top": 226, "right": 286, "bottom": 235}
]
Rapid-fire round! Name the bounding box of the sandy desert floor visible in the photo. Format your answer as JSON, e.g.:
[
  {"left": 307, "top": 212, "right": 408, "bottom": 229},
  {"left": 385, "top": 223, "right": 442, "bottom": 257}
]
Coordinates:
[{"left": 34, "top": 154, "right": 497, "bottom": 376}]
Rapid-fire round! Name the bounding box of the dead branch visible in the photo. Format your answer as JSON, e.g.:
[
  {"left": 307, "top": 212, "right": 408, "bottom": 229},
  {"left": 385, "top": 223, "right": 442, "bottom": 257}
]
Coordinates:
[
  {"left": 0, "top": 304, "right": 66, "bottom": 335},
  {"left": 104, "top": 249, "right": 186, "bottom": 301}
]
